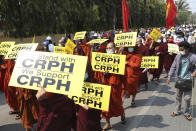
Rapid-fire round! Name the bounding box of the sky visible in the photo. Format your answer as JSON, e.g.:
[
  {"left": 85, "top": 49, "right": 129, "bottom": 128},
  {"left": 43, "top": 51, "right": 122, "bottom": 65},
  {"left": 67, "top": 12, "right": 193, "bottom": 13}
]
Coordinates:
[{"left": 186, "top": 0, "right": 196, "bottom": 13}]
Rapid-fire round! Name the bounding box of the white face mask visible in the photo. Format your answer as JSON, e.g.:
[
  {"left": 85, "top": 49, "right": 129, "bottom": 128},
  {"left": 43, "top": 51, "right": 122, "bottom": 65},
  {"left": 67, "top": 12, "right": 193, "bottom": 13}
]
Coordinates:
[
  {"left": 157, "top": 39, "right": 162, "bottom": 43},
  {"left": 58, "top": 43, "right": 62, "bottom": 47},
  {"left": 106, "top": 50, "right": 114, "bottom": 54},
  {"left": 163, "top": 38, "right": 167, "bottom": 43},
  {"left": 128, "top": 48, "right": 134, "bottom": 53}
]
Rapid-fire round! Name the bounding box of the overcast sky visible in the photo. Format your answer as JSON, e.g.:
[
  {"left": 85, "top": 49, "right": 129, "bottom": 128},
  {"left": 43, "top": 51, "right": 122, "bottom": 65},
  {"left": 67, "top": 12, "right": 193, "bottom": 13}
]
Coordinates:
[{"left": 186, "top": 0, "right": 196, "bottom": 13}]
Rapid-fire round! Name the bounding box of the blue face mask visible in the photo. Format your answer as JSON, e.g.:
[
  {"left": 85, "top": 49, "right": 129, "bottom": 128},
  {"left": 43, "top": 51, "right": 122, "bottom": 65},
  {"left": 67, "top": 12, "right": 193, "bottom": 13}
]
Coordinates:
[
  {"left": 84, "top": 73, "right": 88, "bottom": 81},
  {"left": 180, "top": 51, "right": 186, "bottom": 56}
]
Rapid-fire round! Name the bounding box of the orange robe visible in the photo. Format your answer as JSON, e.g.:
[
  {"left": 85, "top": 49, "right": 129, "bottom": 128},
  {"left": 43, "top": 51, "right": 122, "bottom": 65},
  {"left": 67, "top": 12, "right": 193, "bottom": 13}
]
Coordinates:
[
  {"left": 101, "top": 74, "right": 124, "bottom": 118},
  {"left": 2, "top": 59, "right": 18, "bottom": 110},
  {"left": 17, "top": 88, "right": 39, "bottom": 129},
  {"left": 122, "top": 53, "right": 142, "bottom": 98}
]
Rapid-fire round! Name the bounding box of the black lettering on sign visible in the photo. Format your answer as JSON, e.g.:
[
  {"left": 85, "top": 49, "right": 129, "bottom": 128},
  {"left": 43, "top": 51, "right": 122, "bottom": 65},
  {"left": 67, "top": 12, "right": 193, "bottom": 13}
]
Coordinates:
[
  {"left": 35, "top": 60, "right": 47, "bottom": 69},
  {"left": 43, "top": 78, "right": 55, "bottom": 88},
  {"left": 56, "top": 80, "right": 70, "bottom": 91},
  {"left": 61, "top": 62, "right": 74, "bottom": 73},
  {"left": 48, "top": 61, "right": 60, "bottom": 70},
  {"left": 22, "top": 59, "right": 33, "bottom": 68},
  {"left": 17, "top": 75, "right": 29, "bottom": 85},
  {"left": 30, "top": 76, "right": 42, "bottom": 86}
]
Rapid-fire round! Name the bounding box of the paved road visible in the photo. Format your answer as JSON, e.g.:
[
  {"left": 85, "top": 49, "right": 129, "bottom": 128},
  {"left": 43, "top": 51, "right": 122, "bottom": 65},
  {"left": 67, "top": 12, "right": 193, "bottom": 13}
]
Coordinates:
[{"left": 0, "top": 73, "right": 195, "bottom": 131}]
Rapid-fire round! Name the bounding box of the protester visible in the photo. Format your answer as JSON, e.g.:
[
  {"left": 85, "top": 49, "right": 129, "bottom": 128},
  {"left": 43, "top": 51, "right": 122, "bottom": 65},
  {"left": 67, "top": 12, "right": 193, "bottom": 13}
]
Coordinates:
[
  {"left": 101, "top": 42, "right": 125, "bottom": 130},
  {"left": 167, "top": 41, "right": 196, "bottom": 121},
  {"left": 122, "top": 46, "right": 142, "bottom": 106}
]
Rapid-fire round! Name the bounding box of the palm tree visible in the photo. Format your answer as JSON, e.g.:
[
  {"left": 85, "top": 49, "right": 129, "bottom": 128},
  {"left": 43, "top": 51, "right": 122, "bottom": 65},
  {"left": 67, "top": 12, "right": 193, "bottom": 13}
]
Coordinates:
[{"left": 175, "top": 0, "right": 189, "bottom": 11}]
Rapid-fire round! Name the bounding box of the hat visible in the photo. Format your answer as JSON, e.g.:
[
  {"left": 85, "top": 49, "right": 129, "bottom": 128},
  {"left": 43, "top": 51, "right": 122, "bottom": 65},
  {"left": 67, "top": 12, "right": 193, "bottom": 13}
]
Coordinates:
[{"left": 46, "top": 36, "right": 52, "bottom": 41}]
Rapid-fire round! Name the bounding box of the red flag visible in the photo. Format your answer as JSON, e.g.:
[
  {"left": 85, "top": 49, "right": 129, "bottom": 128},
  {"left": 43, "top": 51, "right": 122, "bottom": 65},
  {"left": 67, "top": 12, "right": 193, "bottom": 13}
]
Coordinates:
[
  {"left": 166, "top": 0, "right": 177, "bottom": 30},
  {"left": 122, "top": 0, "right": 129, "bottom": 32}
]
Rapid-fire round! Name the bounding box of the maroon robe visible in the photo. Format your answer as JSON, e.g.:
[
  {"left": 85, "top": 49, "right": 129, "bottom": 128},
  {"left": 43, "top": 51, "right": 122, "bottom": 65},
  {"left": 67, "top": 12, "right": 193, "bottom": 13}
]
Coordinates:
[
  {"left": 36, "top": 94, "right": 76, "bottom": 131},
  {"left": 77, "top": 63, "right": 102, "bottom": 131},
  {"left": 150, "top": 43, "right": 166, "bottom": 79},
  {"left": 134, "top": 45, "right": 150, "bottom": 85},
  {"left": 101, "top": 74, "right": 124, "bottom": 118},
  {"left": 163, "top": 43, "right": 175, "bottom": 73}
]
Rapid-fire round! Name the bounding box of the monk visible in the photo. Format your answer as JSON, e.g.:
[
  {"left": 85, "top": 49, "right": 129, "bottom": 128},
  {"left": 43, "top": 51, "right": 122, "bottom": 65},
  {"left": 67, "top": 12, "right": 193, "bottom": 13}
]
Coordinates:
[
  {"left": 1, "top": 58, "right": 19, "bottom": 118},
  {"left": 163, "top": 37, "right": 175, "bottom": 78},
  {"left": 17, "top": 88, "right": 39, "bottom": 131},
  {"left": 101, "top": 42, "right": 125, "bottom": 130},
  {"left": 134, "top": 38, "right": 150, "bottom": 89},
  {"left": 122, "top": 47, "right": 142, "bottom": 106},
  {"left": 76, "top": 63, "right": 102, "bottom": 131},
  {"left": 36, "top": 89, "right": 77, "bottom": 131},
  {"left": 150, "top": 37, "right": 165, "bottom": 84}
]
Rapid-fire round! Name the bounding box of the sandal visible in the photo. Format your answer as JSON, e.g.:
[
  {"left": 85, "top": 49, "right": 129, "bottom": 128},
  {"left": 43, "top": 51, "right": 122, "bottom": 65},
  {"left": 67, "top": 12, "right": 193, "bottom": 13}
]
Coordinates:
[
  {"left": 171, "top": 112, "right": 178, "bottom": 117},
  {"left": 15, "top": 114, "right": 21, "bottom": 120},
  {"left": 9, "top": 110, "right": 18, "bottom": 115},
  {"left": 121, "top": 113, "right": 126, "bottom": 124},
  {"left": 131, "top": 102, "right": 136, "bottom": 107},
  {"left": 184, "top": 115, "right": 192, "bottom": 121}
]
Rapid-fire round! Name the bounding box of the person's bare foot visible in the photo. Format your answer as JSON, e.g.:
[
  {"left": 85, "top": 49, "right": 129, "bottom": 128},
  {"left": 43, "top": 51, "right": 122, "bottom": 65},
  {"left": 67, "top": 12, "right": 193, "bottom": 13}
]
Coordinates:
[
  {"left": 164, "top": 75, "right": 168, "bottom": 78},
  {"left": 102, "top": 124, "right": 111, "bottom": 131}
]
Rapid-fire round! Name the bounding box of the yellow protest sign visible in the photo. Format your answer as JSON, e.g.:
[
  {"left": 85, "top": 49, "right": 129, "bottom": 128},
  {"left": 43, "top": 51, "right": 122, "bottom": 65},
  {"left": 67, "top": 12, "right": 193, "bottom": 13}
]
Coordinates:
[
  {"left": 141, "top": 56, "right": 159, "bottom": 69},
  {"left": 87, "top": 39, "right": 109, "bottom": 44},
  {"left": 69, "top": 82, "right": 111, "bottom": 111},
  {"left": 91, "top": 52, "right": 126, "bottom": 75},
  {"left": 9, "top": 51, "right": 88, "bottom": 96},
  {"left": 54, "top": 46, "right": 66, "bottom": 54},
  {"left": 65, "top": 39, "right": 76, "bottom": 50},
  {"left": 168, "top": 43, "right": 179, "bottom": 54},
  {"left": 148, "top": 29, "right": 162, "bottom": 42},
  {"left": 54, "top": 46, "right": 73, "bottom": 54},
  {"left": 114, "top": 32, "right": 137, "bottom": 47},
  {"left": 0, "top": 41, "right": 15, "bottom": 55},
  {"left": 5, "top": 43, "right": 38, "bottom": 59},
  {"left": 73, "top": 31, "right": 87, "bottom": 40}
]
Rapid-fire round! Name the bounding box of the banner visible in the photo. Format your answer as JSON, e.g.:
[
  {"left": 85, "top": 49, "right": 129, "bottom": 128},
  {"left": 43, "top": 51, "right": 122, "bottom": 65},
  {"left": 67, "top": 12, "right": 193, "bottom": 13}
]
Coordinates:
[
  {"left": 69, "top": 82, "right": 111, "bottom": 111},
  {"left": 87, "top": 39, "right": 109, "bottom": 44},
  {"left": 91, "top": 52, "right": 126, "bottom": 75},
  {"left": 168, "top": 43, "right": 179, "bottom": 54},
  {"left": 114, "top": 32, "right": 137, "bottom": 47},
  {"left": 148, "top": 29, "right": 162, "bottom": 42},
  {"left": 141, "top": 56, "right": 159, "bottom": 68},
  {"left": 5, "top": 43, "right": 38, "bottom": 59},
  {"left": 73, "top": 31, "right": 87, "bottom": 40},
  {"left": 0, "top": 41, "right": 15, "bottom": 55},
  {"left": 9, "top": 51, "right": 88, "bottom": 96},
  {"left": 54, "top": 46, "right": 73, "bottom": 54}
]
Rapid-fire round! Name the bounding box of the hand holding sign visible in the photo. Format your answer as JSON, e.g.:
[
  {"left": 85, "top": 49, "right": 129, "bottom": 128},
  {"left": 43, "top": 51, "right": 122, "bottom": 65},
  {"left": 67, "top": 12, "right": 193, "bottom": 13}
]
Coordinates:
[{"left": 36, "top": 85, "right": 47, "bottom": 101}]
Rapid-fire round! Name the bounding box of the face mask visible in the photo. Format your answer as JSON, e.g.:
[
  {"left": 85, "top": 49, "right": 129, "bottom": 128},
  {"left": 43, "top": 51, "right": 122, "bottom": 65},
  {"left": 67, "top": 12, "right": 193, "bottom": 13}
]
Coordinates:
[
  {"left": 180, "top": 51, "right": 186, "bottom": 56},
  {"left": 128, "top": 48, "right": 134, "bottom": 53},
  {"left": 84, "top": 73, "right": 88, "bottom": 81},
  {"left": 106, "top": 50, "right": 114, "bottom": 54},
  {"left": 163, "top": 39, "right": 167, "bottom": 43},
  {"left": 58, "top": 43, "right": 62, "bottom": 47},
  {"left": 137, "top": 44, "right": 141, "bottom": 47},
  {"left": 157, "top": 39, "right": 162, "bottom": 43}
]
